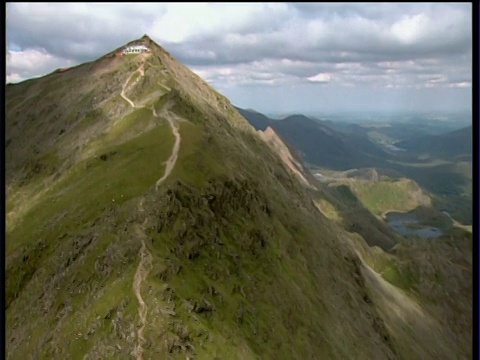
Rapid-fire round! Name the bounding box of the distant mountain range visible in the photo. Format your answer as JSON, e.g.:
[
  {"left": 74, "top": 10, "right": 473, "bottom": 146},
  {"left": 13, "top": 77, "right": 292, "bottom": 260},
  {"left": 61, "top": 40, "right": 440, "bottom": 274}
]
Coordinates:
[
  {"left": 396, "top": 125, "right": 472, "bottom": 160},
  {"left": 237, "top": 108, "right": 393, "bottom": 170}
]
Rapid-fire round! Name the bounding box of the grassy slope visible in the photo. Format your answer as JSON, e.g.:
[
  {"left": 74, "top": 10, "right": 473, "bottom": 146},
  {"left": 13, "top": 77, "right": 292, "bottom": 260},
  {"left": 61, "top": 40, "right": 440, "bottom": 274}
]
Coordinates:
[
  {"left": 6, "top": 120, "right": 174, "bottom": 357},
  {"left": 347, "top": 178, "right": 423, "bottom": 216},
  {"left": 6, "top": 51, "right": 175, "bottom": 358}
]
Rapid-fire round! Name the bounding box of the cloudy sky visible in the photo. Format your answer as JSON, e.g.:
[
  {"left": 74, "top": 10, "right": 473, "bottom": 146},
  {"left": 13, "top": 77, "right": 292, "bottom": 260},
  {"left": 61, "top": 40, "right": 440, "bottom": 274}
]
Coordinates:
[{"left": 6, "top": 3, "right": 472, "bottom": 114}]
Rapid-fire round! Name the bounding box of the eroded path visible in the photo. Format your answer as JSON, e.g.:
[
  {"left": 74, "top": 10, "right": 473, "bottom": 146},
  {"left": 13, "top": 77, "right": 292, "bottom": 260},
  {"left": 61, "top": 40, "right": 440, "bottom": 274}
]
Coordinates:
[
  {"left": 121, "top": 62, "right": 180, "bottom": 359},
  {"left": 132, "top": 224, "right": 152, "bottom": 359},
  {"left": 154, "top": 108, "right": 181, "bottom": 191},
  {"left": 120, "top": 64, "right": 144, "bottom": 108}
]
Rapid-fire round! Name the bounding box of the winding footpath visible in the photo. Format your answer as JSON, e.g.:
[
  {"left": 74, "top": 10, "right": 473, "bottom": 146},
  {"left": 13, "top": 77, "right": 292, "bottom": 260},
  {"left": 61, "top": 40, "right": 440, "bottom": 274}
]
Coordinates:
[
  {"left": 121, "top": 63, "right": 181, "bottom": 360},
  {"left": 132, "top": 225, "right": 152, "bottom": 360},
  {"left": 155, "top": 111, "right": 181, "bottom": 191},
  {"left": 120, "top": 64, "right": 144, "bottom": 108}
]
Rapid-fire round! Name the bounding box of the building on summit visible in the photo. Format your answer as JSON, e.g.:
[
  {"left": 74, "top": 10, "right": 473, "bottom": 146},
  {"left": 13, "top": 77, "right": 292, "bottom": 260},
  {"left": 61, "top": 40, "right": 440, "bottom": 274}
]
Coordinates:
[{"left": 122, "top": 45, "right": 150, "bottom": 55}]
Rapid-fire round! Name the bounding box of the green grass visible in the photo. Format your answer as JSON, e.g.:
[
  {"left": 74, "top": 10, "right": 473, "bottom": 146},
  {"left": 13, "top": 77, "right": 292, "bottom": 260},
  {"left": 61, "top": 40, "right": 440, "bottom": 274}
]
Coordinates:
[
  {"left": 381, "top": 261, "right": 417, "bottom": 291},
  {"left": 349, "top": 179, "right": 421, "bottom": 216},
  {"left": 6, "top": 123, "right": 175, "bottom": 316},
  {"left": 6, "top": 149, "right": 62, "bottom": 232},
  {"left": 62, "top": 270, "right": 137, "bottom": 358},
  {"left": 166, "top": 121, "right": 228, "bottom": 188},
  {"left": 7, "top": 122, "right": 173, "bottom": 254},
  {"left": 314, "top": 198, "right": 341, "bottom": 221},
  {"left": 85, "top": 107, "right": 156, "bottom": 151}
]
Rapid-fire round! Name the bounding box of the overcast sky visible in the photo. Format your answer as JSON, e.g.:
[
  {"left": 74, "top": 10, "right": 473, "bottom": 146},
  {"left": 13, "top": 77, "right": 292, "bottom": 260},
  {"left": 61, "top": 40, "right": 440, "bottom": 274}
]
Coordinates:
[{"left": 6, "top": 3, "right": 473, "bottom": 114}]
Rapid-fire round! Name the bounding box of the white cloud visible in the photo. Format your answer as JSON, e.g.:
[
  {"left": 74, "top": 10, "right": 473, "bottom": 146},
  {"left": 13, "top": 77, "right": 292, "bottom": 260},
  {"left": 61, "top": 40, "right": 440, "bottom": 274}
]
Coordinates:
[
  {"left": 307, "top": 73, "right": 331, "bottom": 83},
  {"left": 6, "top": 48, "right": 72, "bottom": 82},
  {"left": 448, "top": 81, "right": 471, "bottom": 88},
  {"left": 148, "top": 3, "right": 290, "bottom": 43},
  {"left": 391, "top": 14, "right": 430, "bottom": 44}
]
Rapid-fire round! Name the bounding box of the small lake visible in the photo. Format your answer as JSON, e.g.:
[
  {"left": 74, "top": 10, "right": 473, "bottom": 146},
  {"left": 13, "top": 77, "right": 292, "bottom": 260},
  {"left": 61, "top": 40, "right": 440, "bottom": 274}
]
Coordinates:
[{"left": 385, "top": 212, "right": 443, "bottom": 239}]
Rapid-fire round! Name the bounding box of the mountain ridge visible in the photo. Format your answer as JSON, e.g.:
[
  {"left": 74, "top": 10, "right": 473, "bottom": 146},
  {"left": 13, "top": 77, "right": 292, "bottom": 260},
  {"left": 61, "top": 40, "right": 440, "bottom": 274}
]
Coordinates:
[{"left": 6, "top": 35, "right": 472, "bottom": 359}]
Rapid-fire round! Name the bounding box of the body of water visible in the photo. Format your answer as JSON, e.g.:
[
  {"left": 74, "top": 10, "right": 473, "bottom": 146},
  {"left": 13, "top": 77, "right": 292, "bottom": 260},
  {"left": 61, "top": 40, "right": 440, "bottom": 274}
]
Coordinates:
[{"left": 385, "top": 212, "right": 443, "bottom": 238}]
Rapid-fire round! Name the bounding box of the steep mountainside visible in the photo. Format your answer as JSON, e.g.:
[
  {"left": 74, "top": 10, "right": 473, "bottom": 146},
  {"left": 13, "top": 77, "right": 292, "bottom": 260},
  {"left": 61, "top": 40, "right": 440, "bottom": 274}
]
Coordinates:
[
  {"left": 257, "top": 126, "right": 312, "bottom": 188},
  {"left": 6, "top": 36, "right": 471, "bottom": 359}
]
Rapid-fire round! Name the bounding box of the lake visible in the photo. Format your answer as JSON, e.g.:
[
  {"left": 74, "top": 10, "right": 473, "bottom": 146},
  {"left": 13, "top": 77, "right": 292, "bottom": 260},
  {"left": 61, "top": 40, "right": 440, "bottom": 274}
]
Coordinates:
[{"left": 385, "top": 212, "right": 443, "bottom": 239}]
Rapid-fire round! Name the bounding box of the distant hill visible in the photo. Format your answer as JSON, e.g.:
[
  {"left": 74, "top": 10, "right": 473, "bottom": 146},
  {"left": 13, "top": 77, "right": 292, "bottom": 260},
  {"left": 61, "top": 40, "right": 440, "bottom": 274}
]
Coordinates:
[
  {"left": 237, "top": 108, "right": 392, "bottom": 170},
  {"left": 396, "top": 126, "right": 472, "bottom": 160}
]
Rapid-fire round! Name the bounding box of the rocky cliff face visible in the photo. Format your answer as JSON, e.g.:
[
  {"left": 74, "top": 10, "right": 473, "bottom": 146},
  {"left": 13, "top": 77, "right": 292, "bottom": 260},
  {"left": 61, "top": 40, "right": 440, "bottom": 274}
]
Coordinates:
[
  {"left": 257, "top": 126, "right": 313, "bottom": 188},
  {"left": 6, "top": 36, "right": 471, "bottom": 359}
]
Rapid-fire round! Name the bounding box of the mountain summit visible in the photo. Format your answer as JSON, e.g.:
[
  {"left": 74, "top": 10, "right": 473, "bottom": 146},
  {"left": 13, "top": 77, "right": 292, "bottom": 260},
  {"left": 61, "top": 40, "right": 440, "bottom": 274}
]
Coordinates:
[{"left": 6, "top": 36, "right": 471, "bottom": 359}]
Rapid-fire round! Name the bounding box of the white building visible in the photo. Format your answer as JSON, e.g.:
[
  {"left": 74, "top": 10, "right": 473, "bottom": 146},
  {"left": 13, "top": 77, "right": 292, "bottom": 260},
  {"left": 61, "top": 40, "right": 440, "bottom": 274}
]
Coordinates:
[{"left": 122, "top": 45, "right": 150, "bottom": 55}]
